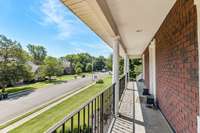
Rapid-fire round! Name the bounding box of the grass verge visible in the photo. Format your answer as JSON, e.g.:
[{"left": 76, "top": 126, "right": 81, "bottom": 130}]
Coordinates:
[
  {"left": 5, "top": 73, "right": 92, "bottom": 94},
  {"left": 10, "top": 76, "right": 111, "bottom": 133}
]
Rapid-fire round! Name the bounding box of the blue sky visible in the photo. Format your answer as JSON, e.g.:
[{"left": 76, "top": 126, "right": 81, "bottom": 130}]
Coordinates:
[{"left": 0, "top": 0, "right": 112, "bottom": 57}]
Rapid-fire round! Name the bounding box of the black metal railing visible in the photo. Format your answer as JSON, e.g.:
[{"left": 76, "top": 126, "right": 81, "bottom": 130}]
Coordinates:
[
  {"left": 47, "top": 84, "right": 115, "bottom": 133},
  {"left": 119, "top": 75, "right": 126, "bottom": 100},
  {"left": 47, "top": 74, "right": 127, "bottom": 133}
]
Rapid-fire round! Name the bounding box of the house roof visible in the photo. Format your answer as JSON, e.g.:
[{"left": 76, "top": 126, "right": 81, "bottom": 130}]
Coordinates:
[{"left": 27, "top": 61, "right": 39, "bottom": 73}]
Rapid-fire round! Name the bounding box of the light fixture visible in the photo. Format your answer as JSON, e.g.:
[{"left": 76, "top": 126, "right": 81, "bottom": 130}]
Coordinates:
[{"left": 136, "top": 29, "right": 143, "bottom": 32}]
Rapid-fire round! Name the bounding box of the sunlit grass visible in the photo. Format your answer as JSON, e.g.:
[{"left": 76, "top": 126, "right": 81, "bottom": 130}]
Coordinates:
[
  {"left": 5, "top": 73, "right": 92, "bottom": 94},
  {"left": 10, "top": 76, "right": 112, "bottom": 133}
]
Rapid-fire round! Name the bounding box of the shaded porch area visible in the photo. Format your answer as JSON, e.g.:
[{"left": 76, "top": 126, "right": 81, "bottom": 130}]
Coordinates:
[{"left": 110, "top": 81, "right": 173, "bottom": 133}]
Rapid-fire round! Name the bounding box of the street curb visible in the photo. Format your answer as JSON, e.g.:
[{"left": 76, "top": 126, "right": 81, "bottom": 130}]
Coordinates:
[{"left": 8, "top": 90, "right": 33, "bottom": 98}]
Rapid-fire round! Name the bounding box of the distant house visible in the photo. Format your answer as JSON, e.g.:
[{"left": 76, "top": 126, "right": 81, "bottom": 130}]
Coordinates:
[
  {"left": 27, "top": 61, "right": 39, "bottom": 73},
  {"left": 26, "top": 61, "right": 41, "bottom": 81}
]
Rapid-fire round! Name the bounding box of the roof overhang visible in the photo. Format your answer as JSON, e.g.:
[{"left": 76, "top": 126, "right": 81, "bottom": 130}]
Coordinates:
[{"left": 61, "top": 0, "right": 176, "bottom": 58}]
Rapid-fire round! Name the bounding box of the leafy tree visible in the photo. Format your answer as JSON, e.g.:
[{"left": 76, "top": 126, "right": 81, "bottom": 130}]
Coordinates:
[
  {"left": 106, "top": 54, "right": 112, "bottom": 71},
  {"left": 64, "top": 53, "right": 108, "bottom": 72},
  {"left": 86, "top": 63, "right": 92, "bottom": 72},
  {"left": 78, "top": 53, "right": 92, "bottom": 71},
  {"left": 119, "top": 58, "right": 124, "bottom": 75},
  {"left": 0, "top": 35, "right": 33, "bottom": 92},
  {"left": 93, "top": 56, "right": 106, "bottom": 71},
  {"left": 75, "top": 62, "right": 83, "bottom": 71},
  {"left": 65, "top": 53, "right": 92, "bottom": 73},
  {"left": 129, "top": 59, "right": 142, "bottom": 79},
  {"left": 41, "top": 56, "right": 64, "bottom": 80},
  {"left": 75, "top": 67, "right": 82, "bottom": 75},
  {"left": 27, "top": 44, "right": 47, "bottom": 65}
]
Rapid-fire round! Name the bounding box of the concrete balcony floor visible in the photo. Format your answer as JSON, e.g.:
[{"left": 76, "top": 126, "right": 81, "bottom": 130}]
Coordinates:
[{"left": 111, "top": 81, "right": 173, "bottom": 133}]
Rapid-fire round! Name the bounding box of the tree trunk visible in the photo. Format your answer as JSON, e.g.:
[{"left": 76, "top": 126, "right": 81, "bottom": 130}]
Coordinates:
[{"left": 2, "top": 86, "right": 5, "bottom": 93}]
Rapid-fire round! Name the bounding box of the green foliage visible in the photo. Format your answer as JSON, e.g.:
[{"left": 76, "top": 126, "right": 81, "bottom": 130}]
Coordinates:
[
  {"left": 85, "top": 63, "right": 92, "bottom": 72},
  {"left": 119, "top": 58, "right": 124, "bottom": 75},
  {"left": 64, "top": 53, "right": 109, "bottom": 73},
  {"left": 93, "top": 56, "right": 106, "bottom": 71},
  {"left": 75, "top": 62, "right": 83, "bottom": 70},
  {"left": 0, "top": 35, "right": 33, "bottom": 91},
  {"left": 106, "top": 54, "right": 112, "bottom": 71},
  {"left": 40, "top": 56, "right": 64, "bottom": 80},
  {"left": 65, "top": 53, "right": 92, "bottom": 73},
  {"left": 129, "top": 59, "right": 142, "bottom": 79},
  {"left": 27, "top": 44, "right": 47, "bottom": 65},
  {"left": 96, "top": 79, "right": 104, "bottom": 84},
  {"left": 75, "top": 67, "right": 82, "bottom": 75}
]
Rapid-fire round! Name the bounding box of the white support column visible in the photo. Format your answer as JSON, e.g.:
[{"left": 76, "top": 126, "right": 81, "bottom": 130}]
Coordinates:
[
  {"left": 127, "top": 56, "right": 130, "bottom": 80},
  {"left": 124, "top": 54, "right": 128, "bottom": 88},
  {"left": 149, "top": 39, "right": 156, "bottom": 101},
  {"left": 112, "top": 36, "right": 120, "bottom": 116},
  {"left": 142, "top": 54, "right": 145, "bottom": 80},
  {"left": 194, "top": 1, "right": 200, "bottom": 133}
]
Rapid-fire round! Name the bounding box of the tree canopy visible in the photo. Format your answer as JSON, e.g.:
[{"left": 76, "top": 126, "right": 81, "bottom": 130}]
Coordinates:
[
  {"left": 0, "top": 34, "right": 144, "bottom": 91},
  {"left": 27, "top": 44, "right": 47, "bottom": 65},
  {"left": 0, "top": 35, "right": 33, "bottom": 91},
  {"left": 64, "top": 53, "right": 109, "bottom": 73},
  {"left": 39, "top": 56, "right": 64, "bottom": 80}
]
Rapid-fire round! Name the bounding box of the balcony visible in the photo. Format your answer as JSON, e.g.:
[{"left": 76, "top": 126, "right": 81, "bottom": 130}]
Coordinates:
[
  {"left": 46, "top": 74, "right": 172, "bottom": 133},
  {"left": 46, "top": 0, "right": 200, "bottom": 132}
]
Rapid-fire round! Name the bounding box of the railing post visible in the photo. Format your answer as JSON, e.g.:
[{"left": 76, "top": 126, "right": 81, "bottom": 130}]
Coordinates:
[
  {"left": 94, "top": 98, "right": 96, "bottom": 132},
  {"left": 71, "top": 117, "right": 73, "bottom": 133},
  {"left": 91, "top": 101, "right": 94, "bottom": 132},
  {"left": 100, "top": 93, "right": 104, "bottom": 133},
  {"left": 62, "top": 123, "right": 65, "bottom": 133},
  {"left": 83, "top": 108, "right": 85, "bottom": 131},
  {"left": 112, "top": 84, "right": 115, "bottom": 115},
  {"left": 88, "top": 104, "right": 90, "bottom": 133},
  {"left": 78, "top": 112, "right": 80, "bottom": 133}
]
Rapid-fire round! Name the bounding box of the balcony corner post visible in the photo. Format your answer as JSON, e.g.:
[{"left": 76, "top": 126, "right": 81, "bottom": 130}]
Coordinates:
[
  {"left": 124, "top": 54, "right": 129, "bottom": 89},
  {"left": 194, "top": 1, "right": 200, "bottom": 133}
]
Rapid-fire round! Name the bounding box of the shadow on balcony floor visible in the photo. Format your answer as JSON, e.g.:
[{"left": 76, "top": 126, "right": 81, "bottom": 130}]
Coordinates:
[{"left": 111, "top": 81, "right": 173, "bottom": 133}]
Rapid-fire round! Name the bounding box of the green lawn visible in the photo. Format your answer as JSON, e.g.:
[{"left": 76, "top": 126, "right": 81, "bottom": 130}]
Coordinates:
[
  {"left": 10, "top": 76, "right": 112, "bottom": 133},
  {"left": 5, "top": 73, "right": 92, "bottom": 94}
]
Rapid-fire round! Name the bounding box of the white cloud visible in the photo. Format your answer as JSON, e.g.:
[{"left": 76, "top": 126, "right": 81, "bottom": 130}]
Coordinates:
[
  {"left": 69, "top": 41, "right": 112, "bottom": 51},
  {"left": 39, "top": 0, "right": 78, "bottom": 38},
  {"left": 68, "top": 41, "right": 112, "bottom": 57}
]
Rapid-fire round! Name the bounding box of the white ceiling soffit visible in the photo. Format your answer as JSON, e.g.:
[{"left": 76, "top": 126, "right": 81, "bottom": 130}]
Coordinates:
[
  {"left": 61, "top": 0, "right": 126, "bottom": 56},
  {"left": 105, "top": 0, "right": 176, "bottom": 57},
  {"left": 62, "top": 0, "right": 176, "bottom": 57}
]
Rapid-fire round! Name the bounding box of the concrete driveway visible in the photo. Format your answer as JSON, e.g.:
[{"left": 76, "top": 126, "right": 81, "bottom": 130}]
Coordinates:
[{"left": 0, "top": 73, "right": 106, "bottom": 124}]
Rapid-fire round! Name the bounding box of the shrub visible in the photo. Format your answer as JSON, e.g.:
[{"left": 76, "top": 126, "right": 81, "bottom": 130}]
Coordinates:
[{"left": 96, "top": 79, "right": 104, "bottom": 84}]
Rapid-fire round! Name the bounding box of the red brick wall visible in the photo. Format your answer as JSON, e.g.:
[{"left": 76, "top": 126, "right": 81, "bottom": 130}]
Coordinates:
[
  {"left": 144, "top": 48, "right": 149, "bottom": 89},
  {"left": 154, "top": 0, "right": 199, "bottom": 132}
]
